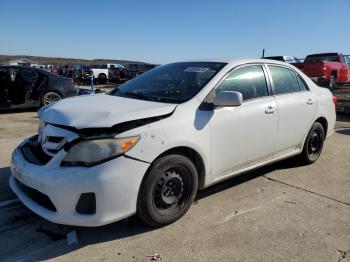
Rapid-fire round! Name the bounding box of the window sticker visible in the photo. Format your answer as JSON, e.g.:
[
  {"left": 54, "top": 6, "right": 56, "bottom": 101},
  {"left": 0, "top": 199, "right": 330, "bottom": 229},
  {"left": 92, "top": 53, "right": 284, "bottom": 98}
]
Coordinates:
[{"left": 184, "top": 67, "right": 210, "bottom": 73}]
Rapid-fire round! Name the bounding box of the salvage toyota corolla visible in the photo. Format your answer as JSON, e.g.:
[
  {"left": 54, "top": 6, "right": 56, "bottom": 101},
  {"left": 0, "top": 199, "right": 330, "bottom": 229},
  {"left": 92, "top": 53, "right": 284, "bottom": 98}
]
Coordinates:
[{"left": 10, "top": 59, "right": 336, "bottom": 227}]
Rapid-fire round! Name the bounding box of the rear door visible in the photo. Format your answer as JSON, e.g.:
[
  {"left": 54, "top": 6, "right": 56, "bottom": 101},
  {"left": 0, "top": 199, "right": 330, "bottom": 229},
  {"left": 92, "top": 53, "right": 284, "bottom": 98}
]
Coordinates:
[
  {"left": 266, "top": 65, "right": 316, "bottom": 157},
  {"left": 10, "top": 68, "right": 39, "bottom": 105}
]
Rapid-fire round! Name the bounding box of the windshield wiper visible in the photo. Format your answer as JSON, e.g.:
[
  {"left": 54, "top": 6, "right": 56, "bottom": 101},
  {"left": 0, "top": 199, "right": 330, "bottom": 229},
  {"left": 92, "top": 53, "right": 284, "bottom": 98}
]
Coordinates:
[
  {"left": 113, "top": 90, "right": 183, "bottom": 103},
  {"left": 123, "top": 92, "right": 155, "bottom": 101}
]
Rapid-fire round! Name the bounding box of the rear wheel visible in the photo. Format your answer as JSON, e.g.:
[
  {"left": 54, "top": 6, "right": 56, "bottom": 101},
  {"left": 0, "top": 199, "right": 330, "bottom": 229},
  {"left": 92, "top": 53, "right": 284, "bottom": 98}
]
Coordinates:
[
  {"left": 41, "top": 91, "right": 62, "bottom": 107},
  {"left": 137, "top": 154, "right": 198, "bottom": 227},
  {"left": 300, "top": 122, "right": 325, "bottom": 164}
]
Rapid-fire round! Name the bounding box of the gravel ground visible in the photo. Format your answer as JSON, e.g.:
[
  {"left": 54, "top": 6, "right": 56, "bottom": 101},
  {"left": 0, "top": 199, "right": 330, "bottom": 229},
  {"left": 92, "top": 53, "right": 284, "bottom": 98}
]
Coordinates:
[{"left": 0, "top": 110, "right": 349, "bottom": 262}]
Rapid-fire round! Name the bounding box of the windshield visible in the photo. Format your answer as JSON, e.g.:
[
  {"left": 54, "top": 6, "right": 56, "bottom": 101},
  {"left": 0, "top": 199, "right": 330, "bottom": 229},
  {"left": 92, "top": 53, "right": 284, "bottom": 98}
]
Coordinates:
[{"left": 110, "top": 62, "right": 226, "bottom": 103}]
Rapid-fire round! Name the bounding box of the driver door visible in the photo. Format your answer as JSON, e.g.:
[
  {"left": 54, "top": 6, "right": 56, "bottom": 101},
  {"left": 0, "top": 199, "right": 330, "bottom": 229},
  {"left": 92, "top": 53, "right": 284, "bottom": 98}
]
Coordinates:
[{"left": 208, "top": 64, "right": 278, "bottom": 181}]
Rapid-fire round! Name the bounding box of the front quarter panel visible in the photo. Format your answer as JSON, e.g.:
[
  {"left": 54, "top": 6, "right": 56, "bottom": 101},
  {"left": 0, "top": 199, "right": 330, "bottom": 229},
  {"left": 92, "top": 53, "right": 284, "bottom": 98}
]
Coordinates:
[{"left": 121, "top": 99, "right": 212, "bottom": 181}]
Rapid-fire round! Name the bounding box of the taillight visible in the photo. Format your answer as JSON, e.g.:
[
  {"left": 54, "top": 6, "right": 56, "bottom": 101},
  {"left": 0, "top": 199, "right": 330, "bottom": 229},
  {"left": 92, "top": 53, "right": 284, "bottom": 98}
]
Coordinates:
[
  {"left": 323, "top": 66, "right": 327, "bottom": 71},
  {"left": 332, "top": 96, "right": 337, "bottom": 104}
]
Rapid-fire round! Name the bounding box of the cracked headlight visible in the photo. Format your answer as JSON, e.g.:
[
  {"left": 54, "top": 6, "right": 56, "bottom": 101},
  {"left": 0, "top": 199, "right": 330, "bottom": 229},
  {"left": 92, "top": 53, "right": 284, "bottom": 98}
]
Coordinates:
[{"left": 62, "top": 136, "right": 140, "bottom": 167}]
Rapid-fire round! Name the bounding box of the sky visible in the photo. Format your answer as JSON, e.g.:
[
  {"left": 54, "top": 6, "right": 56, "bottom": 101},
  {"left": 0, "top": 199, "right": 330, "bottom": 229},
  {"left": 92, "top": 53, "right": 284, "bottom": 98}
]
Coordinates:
[{"left": 0, "top": 0, "right": 349, "bottom": 64}]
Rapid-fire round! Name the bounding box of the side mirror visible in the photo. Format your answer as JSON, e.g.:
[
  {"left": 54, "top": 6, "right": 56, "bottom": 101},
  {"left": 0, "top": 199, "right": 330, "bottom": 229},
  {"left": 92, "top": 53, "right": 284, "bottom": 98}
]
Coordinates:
[{"left": 213, "top": 91, "right": 243, "bottom": 107}]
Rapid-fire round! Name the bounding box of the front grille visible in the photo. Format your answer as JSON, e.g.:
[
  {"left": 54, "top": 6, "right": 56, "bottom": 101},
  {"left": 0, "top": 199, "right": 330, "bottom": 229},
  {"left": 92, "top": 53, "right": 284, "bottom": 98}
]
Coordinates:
[
  {"left": 21, "top": 137, "right": 52, "bottom": 165},
  {"left": 15, "top": 178, "right": 56, "bottom": 212}
]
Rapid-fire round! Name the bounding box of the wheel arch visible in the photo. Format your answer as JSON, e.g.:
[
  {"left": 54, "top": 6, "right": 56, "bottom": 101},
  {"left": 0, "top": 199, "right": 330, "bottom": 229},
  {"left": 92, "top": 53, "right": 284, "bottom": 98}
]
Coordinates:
[
  {"left": 39, "top": 89, "right": 64, "bottom": 107},
  {"left": 143, "top": 146, "right": 206, "bottom": 190},
  {"left": 314, "top": 116, "right": 328, "bottom": 137}
]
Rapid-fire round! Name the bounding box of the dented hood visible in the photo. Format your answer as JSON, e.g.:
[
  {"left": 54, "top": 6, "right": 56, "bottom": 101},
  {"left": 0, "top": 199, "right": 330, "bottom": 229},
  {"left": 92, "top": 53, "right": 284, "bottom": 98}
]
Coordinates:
[{"left": 39, "top": 94, "right": 176, "bottom": 129}]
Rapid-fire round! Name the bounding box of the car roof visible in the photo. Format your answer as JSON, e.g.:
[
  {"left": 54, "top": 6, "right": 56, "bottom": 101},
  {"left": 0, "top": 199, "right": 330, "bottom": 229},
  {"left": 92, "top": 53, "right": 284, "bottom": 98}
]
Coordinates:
[{"left": 178, "top": 58, "right": 294, "bottom": 67}]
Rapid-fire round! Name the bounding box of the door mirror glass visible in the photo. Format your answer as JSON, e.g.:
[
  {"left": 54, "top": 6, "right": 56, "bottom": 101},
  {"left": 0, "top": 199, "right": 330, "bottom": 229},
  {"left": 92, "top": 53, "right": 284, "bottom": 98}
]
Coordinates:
[{"left": 213, "top": 91, "right": 243, "bottom": 107}]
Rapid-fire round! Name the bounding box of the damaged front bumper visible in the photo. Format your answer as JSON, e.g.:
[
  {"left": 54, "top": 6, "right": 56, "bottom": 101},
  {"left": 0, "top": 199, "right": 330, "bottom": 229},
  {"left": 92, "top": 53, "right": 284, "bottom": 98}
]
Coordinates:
[{"left": 9, "top": 136, "right": 150, "bottom": 227}]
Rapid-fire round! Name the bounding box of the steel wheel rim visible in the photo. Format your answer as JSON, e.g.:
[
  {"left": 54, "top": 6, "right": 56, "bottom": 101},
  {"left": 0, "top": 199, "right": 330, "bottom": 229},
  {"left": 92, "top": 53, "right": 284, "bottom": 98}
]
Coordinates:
[
  {"left": 152, "top": 166, "right": 192, "bottom": 216},
  {"left": 42, "top": 92, "right": 62, "bottom": 106},
  {"left": 307, "top": 130, "right": 322, "bottom": 158}
]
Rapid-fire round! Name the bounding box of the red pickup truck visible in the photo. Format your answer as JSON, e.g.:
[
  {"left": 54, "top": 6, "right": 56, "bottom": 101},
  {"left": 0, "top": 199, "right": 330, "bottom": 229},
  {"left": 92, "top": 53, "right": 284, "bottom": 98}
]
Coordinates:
[{"left": 293, "top": 53, "right": 350, "bottom": 89}]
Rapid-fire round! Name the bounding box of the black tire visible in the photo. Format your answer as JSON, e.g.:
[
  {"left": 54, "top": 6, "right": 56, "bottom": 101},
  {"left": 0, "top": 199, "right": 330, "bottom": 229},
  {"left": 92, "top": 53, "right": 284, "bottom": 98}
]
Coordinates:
[
  {"left": 329, "top": 74, "right": 337, "bottom": 90},
  {"left": 98, "top": 74, "right": 107, "bottom": 84},
  {"left": 300, "top": 122, "right": 325, "bottom": 164},
  {"left": 137, "top": 154, "right": 198, "bottom": 227}
]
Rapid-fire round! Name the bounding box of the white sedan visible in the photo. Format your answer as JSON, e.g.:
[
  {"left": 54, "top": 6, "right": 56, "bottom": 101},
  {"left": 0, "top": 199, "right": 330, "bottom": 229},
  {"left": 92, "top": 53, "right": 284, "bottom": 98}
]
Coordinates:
[{"left": 10, "top": 59, "right": 336, "bottom": 227}]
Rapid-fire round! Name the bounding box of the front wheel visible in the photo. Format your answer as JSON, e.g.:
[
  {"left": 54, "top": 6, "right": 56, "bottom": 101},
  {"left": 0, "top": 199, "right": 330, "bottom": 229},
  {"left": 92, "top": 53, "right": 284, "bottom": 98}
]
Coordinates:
[
  {"left": 137, "top": 154, "right": 198, "bottom": 227},
  {"left": 300, "top": 122, "right": 325, "bottom": 164}
]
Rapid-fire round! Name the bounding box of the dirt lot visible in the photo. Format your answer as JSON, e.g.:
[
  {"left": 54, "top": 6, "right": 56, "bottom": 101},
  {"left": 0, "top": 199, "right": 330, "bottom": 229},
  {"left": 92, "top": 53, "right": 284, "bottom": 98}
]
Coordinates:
[{"left": 0, "top": 111, "right": 349, "bottom": 262}]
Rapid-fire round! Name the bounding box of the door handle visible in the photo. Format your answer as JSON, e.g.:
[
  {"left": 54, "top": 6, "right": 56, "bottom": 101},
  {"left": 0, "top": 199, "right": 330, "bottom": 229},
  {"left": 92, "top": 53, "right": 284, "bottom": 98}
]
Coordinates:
[
  {"left": 265, "top": 105, "right": 275, "bottom": 114},
  {"left": 307, "top": 98, "right": 314, "bottom": 105}
]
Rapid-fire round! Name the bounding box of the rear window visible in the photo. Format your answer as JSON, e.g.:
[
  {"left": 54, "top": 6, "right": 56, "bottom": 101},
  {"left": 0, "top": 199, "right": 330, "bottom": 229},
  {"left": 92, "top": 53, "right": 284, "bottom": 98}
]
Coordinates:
[{"left": 305, "top": 55, "right": 340, "bottom": 63}]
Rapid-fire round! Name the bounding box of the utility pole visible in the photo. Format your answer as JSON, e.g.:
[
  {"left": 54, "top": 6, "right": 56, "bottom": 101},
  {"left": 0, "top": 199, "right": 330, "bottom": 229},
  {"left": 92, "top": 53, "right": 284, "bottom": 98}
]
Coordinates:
[{"left": 262, "top": 49, "right": 265, "bottom": 58}]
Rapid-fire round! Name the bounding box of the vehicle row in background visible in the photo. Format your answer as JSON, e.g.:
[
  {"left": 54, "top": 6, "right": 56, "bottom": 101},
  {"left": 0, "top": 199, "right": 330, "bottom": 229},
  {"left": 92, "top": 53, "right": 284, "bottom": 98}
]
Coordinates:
[
  {"left": 0, "top": 66, "right": 77, "bottom": 109},
  {"left": 266, "top": 53, "right": 350, "bottom": 89},
  {"left": 38, "top": 63, "right": 159, "bottom": 85}
]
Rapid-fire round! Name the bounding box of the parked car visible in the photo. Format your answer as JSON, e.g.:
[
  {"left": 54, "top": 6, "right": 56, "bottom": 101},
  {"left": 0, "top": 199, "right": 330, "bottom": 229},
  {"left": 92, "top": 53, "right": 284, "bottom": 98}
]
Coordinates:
[
  {"left": 0, "top": 66, "right": 77, "bottom": 108},
  {"left": 91, "top": 64, "right": 124, "bottom": 84},
  {"left": 48, "top": 65, "right": 59, "bottom": 75},
  {"left": 73, "top": 65, "right": 92, "bottom": 85},
  {"left": 126, "top": 63, "right": 158, "bottom": 79},
  {"left": 264, "top": 56, "right": 301, "bottom": 64},
  {"left": 293, "top": 53, "right": 350, "bottom": 89},
  {"left": 108, "top": 67, "right": 127, "bottom": 83},
  {"left": 58, "top": 65, "right": 74, "bottom": 78},
  {"left": 9, "top": 59, "right": 336, "bottom": 227}
]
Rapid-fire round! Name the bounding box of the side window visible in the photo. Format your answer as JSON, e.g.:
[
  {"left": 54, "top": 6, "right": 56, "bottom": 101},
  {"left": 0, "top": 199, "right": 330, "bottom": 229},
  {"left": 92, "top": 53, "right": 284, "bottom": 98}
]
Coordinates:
[
  {"left": 296, "top": 75, "right": 309, "bottom": 91},
  {"left": 268, "top": 66, "right": 300, "bottom": 95},
  {"left": 19, "top": 69, "right": 39, "bottom": 85},
  {"left": 215, "top": 65, "right": 268, "bottom": 101}
]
